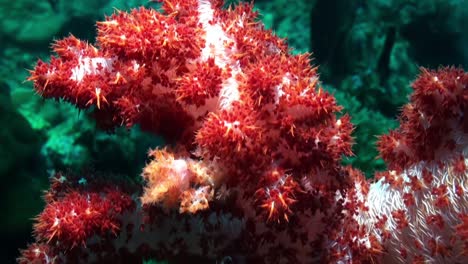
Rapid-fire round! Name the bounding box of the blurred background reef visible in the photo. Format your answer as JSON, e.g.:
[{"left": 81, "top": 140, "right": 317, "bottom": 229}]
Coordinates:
[{"left": 0, "top": 0, "right": 467, "bottom": 262}]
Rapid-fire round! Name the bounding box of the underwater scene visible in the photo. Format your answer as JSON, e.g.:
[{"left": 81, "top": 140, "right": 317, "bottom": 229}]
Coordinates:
[{"left": 1, "top": 0, "right": 467, "bottom": 263}]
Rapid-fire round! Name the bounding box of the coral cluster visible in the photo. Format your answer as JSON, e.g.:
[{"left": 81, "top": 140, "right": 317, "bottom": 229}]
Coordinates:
[
  {"left": 353, "top": 68, "right": 468, "bottom": 263},
  {"left": 20, "top": 0, "right": 467, "bottom": 263}
]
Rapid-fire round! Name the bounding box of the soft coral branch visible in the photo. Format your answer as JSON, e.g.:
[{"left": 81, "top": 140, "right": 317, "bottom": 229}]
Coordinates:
[{"left": 22, "top": 0, "right": 468, "bottom": 263}]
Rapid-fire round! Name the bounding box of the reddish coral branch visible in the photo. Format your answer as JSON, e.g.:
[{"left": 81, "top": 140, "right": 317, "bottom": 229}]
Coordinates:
[
  {"left": 359, "top": 67, "right": 468, "bottom": 263},
  {"left": 377, "top": 67, "right": 468, "bottom": 171},
  {"left": 34, "top": 189, "right": 134, "bottom": 248},
  {"left": 22, "top": 0, "right": 467, "bottom": 263}
]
